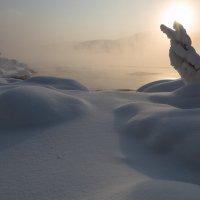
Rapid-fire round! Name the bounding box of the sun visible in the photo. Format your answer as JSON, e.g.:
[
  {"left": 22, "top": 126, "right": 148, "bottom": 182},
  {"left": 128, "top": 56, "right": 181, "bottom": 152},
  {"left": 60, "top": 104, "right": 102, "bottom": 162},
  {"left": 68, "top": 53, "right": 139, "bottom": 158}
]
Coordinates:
[{"left": 162, "top": 2, "right": 195, "bottom": 30}]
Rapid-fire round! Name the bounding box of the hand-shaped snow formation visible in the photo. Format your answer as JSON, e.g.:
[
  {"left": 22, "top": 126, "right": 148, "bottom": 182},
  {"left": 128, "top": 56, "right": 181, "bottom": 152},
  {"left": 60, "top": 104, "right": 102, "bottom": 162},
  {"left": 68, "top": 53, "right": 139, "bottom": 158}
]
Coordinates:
[{"left": 161, "top": 21, "right": 200, "bottom": 85}]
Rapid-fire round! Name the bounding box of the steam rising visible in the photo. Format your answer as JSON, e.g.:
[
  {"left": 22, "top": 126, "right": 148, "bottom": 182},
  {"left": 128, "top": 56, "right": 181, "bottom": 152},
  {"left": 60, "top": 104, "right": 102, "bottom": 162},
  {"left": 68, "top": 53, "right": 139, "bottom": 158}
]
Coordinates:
[
  {"left": 0, "top": 55, "right": 32, "bottom": 79},
  {"left": 2, "top": 31, "right": 200, "bottom": 89}
]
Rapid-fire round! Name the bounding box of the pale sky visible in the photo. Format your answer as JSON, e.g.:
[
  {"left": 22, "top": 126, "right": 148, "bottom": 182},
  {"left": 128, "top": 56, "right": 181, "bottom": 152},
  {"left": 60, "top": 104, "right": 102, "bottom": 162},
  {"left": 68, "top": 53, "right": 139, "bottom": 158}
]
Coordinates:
[
  {"left": 0, "top": 0, "right": 200, "bottom": 60},
  {"left": 1, "top": 0, "right": 199, "bottom": 42}
]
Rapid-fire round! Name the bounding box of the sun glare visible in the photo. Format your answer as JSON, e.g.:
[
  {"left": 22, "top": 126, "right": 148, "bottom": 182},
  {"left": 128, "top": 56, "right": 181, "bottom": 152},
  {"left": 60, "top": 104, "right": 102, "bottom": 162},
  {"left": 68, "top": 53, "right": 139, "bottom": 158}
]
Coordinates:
[{"left": 162, "top": 2, "right": 195, "bottom": 30}]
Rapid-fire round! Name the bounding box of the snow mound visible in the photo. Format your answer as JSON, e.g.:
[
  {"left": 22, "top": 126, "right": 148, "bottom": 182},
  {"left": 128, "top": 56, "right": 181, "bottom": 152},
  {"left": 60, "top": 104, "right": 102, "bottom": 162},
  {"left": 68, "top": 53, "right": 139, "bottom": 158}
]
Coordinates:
[
  {"left": 0, "top": 78, "right": 23, "bottom": 85},
  {"left": 137, "top": 79, "right": 184, "bottom": 92},
  {"left": 1, "top": 76, "right": 200, "bottom": 199},
  {"left": 115, "top": 81, "right": 200, "bottom": 167},
  {"left": 110, "top": 180, "right": 200, "bottom": 200},
  {"left": 0, "top": 85, "right": 87, "bottom": 129},
  {"left": 23, "top": 76, "right": 88, "bottom": 91},
  {"left": 122, "top": 180, "right": 200, "bottom": 200}
]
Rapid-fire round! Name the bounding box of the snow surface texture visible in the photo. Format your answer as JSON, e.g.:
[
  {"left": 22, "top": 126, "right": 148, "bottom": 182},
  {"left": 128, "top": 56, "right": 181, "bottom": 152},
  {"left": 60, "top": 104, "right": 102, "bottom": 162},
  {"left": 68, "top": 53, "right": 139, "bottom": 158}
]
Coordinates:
[
  {"left": 0, "top": 57, "right": 32, "bottom": 79},
  {"left": 0, "top": 76, "right": 88, "bottom": 130},
  {"left": 1, "top": 76, "right": 200, "bottom": 200},
  {"left": 116, "top": 79, "right": 200, "bottom": 167},
  {"left": 161, "top": 22, "right": 200, "bottom": 85}
]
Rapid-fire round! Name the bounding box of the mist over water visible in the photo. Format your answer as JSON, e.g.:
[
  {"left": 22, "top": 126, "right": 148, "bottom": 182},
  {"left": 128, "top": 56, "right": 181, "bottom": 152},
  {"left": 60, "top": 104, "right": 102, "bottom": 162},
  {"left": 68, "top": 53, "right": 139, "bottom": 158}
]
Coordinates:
[
  {"left": 4, "top": 31, "right": 200, "bottom": 90},
  {"left": 1, "top": 0, "right": 200, "bottom": 90}
]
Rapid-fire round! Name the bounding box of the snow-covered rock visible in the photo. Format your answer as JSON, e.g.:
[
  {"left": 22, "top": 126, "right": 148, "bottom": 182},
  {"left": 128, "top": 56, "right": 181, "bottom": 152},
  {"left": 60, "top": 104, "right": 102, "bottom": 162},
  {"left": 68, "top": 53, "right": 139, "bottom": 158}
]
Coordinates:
[{"left": 0, "top": 57, "right": 33, "bottom": 79}]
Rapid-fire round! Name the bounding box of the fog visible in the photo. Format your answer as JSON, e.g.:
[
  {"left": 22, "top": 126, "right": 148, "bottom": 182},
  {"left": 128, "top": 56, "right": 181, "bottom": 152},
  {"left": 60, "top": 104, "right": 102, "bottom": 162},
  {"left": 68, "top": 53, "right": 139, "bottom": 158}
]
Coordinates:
[
  {"left": 2, "top": 30, "right": 200, "bottom": 90},
  {"left": 1, "top": 1, "right": 200, "bottom": 89}
]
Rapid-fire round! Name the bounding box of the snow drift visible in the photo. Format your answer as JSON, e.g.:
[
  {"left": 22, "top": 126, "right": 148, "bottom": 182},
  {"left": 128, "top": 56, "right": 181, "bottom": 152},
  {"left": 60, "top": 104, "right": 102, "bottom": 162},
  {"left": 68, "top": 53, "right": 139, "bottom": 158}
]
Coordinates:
[
  {"left": 0, "top": 77, "right": 88, "bottom": 130},
  {"left": 116, "top": 180, "right": 200, "bottom": 200},
  {"left": 115, "top": 79, "right": 200, "bottom": 167},
  {"left": 1, "top": 76, "right": 200, "bottom": 200},
  {"left": 23, "top": 76, "right": 89, "bottom": 91}
]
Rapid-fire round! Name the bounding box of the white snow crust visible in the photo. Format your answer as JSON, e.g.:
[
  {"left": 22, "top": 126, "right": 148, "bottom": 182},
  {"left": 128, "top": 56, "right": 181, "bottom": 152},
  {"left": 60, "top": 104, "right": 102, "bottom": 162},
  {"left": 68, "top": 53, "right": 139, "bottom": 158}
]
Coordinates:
[{"left": 0, "top": 76, "right": 200, "bottom": 200}]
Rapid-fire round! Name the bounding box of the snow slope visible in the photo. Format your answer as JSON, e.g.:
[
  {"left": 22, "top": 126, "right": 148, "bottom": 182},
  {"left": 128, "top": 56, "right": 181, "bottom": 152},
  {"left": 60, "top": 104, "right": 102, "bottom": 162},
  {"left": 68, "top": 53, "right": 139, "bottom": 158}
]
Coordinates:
[{"left": 0, "top": 76, "right": 200, "bottom": 200}]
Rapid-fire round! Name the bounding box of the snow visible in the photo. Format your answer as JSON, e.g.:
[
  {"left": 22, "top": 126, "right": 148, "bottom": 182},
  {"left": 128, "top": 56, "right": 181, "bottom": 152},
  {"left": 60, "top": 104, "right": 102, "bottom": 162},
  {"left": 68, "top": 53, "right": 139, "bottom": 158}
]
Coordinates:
[
  {"left": 0, "top": 85, "right": 87, "bottom": 130},
  {"left": 137, "top": 79, "right": 184, "bottom": 92},
  {"left": 23, "top": 76, "right": 89, "bottom": 91},
  {"left": 0, "top": 76, "right": 200, "bottom": 200},
  {"left": 119, "top": 180, "right": 200, "bottom": 200},
  {"left": 161, "top": 22, "right": 200, "bottom": 85},
  {"left": 0, "top": 57, "right": 32, "bottom": 79}
]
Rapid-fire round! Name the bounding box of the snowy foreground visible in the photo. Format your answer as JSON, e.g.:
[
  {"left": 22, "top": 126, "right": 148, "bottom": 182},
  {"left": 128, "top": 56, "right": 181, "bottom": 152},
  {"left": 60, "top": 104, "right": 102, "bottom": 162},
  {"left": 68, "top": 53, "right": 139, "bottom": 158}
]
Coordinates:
[{"left": 1, "top": 76, "right": 200, "bottom": 200}]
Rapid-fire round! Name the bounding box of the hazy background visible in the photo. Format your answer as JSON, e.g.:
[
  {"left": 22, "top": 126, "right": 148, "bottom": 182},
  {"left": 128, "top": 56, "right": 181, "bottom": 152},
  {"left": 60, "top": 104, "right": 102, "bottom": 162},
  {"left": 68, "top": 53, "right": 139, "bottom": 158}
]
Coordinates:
[{"left": 1, "top": 0, "right": 200, "bottom": 89}]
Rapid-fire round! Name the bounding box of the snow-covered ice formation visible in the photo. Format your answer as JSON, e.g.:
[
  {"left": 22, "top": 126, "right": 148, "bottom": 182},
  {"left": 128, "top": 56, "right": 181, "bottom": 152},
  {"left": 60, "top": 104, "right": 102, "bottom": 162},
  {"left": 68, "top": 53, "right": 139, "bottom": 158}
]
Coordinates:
[{"left": 161, "top": 21, "right": 200, "bottom": 85}]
